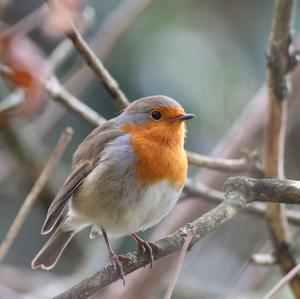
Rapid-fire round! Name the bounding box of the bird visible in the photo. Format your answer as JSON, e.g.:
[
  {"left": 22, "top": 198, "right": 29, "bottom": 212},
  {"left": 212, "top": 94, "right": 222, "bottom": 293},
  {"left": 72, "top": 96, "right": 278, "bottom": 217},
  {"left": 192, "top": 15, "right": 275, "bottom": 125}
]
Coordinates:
[{"left": 31, "top": 95, "right": 194, "bottom": 283}]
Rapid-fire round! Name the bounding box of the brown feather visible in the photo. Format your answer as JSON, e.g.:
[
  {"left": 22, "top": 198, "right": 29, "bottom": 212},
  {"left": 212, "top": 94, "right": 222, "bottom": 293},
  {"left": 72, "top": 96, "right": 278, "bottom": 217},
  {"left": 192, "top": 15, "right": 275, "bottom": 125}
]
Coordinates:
[
  {"left": 32, "top": 220, "right": 75, "bottom": 270},
  {"left": 42, "top": 120, "right": 123, "bottom": 235},
  {"left": 41, "top": 161, "right": 92, "bottom": 234}
]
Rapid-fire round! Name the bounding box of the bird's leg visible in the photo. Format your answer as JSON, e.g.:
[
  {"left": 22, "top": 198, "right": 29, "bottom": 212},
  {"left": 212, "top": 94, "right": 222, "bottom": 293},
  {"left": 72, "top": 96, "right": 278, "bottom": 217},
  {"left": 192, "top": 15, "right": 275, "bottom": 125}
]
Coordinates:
[
  {"left": 131, "top": 233, "right": 158, "bottom": 268},
  {"left": 101, "top": 227, "right": 130, "bottom": 285}
]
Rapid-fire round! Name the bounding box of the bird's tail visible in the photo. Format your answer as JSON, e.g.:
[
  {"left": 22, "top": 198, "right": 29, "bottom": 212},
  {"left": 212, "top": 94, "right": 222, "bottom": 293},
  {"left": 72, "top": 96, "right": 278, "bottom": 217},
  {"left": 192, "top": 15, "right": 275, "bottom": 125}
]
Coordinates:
[{"left": 31, "top": 221, "right": 75, "bottom": 270}]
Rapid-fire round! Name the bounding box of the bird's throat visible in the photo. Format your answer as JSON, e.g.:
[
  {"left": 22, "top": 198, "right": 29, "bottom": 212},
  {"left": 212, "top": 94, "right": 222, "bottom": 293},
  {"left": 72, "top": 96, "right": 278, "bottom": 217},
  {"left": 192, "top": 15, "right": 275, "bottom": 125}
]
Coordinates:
[{"left": 122, "top": 122, "right": 187, "bottom": 190}]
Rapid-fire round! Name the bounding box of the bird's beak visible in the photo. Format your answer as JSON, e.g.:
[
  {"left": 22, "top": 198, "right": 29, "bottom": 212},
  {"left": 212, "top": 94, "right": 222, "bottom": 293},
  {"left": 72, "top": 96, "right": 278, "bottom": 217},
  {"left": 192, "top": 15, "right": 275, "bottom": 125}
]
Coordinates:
[{"left": 173, "top": 113, "right": 195, "bottom": 121}]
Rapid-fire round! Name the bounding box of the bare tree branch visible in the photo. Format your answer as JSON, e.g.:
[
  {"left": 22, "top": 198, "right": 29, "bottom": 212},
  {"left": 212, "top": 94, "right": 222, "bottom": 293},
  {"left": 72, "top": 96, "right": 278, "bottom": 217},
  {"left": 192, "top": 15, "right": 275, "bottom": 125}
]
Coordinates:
[
  {"left": 163, "top": 224, "right": 195, "bottom": 299},
  {"left": 187, "top": 150, "right": 262, "bottom": 174},
  {"left": 53, "top": 176, "right": 300, "bottom": 299},
  {"left": 0, "top": 127, "right": 73, "bottom": 263},
  {"left": 263, "top": 263, "right": 300, "bottom": 299},
  {"left": 184, "top": 178, "right": 300, "bottom": 226},
  {"left": 263, "top": 0, "right": 300, "bottom": 296},
  {"left": 45, "top": 78, "right": 105, "bottom": 127},
  {"left": 45, "top": 0, "right": 130, "bottom": 109}
]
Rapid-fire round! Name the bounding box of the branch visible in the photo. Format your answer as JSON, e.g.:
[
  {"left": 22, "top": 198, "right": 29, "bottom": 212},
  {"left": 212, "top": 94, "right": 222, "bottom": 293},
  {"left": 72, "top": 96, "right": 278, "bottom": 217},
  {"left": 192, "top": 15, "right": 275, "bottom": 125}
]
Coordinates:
[
  {"left": 45, "top": 0, "right": 130, "bottom": 109},
  {"left": 263, "top": 263, "right": 300, "bottom": 299},
  {"left": 54, "top": 176, "right": 300, "bottom": 299},
  {"left": 67, "top": 21, "right": 129, "bottom": 109},
  {"left": 187, "top": 150, "right": 263, "bottom": 175},
  {"left": 0, "top": 127, "right": 73, "bottom": 263},
  {"left": 184, "top": 178, "right": 300, "bottom": 226},
  {"left": 45, "top": 78, "right": 105, "bottom": 127},
  {"left": 263, "top": 0, "right": 300, "bottom": 295},
  {"left": 163, "top": 224, "right": 195, "bottom": 299}
]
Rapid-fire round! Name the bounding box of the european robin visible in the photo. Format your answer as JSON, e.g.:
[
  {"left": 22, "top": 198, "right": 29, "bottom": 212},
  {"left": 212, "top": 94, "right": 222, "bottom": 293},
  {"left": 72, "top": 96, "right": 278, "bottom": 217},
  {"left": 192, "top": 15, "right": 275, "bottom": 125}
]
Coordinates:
[{"left": 31, "top": 95, "right": 194, "bottom": 282}]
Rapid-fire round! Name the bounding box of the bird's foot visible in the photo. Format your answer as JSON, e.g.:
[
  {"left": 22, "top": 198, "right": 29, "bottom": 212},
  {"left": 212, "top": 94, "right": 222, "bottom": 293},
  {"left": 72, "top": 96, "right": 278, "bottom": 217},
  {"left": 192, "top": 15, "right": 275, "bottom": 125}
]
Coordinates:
[
  {"left": 109, "top": 252, "right": 131, "bottom": 285},
  {"left": 131, "top": 233, "right": 158, "bottom": 268}
]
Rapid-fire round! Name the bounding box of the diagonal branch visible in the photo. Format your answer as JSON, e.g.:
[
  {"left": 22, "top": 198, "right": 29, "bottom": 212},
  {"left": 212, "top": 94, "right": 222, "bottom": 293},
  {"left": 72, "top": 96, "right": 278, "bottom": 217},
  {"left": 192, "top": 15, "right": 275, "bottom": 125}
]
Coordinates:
[
  {"left": 263, "top": 263, "right": 300, "bottom": 299},
  {"left": 46, "top": 0, "right": 129, "bottom": 109},
  {"left": 65, "top": 19, "right": 130, "bottom": 109},
  {"left": 54, "top": 176, "right": 300, "bottom": 299},
  {"left": 0, "top": 127, "right": 73, "bottom": 263},
  {"left": 45, "top": 77, "right": 106, "bottom": 127}
]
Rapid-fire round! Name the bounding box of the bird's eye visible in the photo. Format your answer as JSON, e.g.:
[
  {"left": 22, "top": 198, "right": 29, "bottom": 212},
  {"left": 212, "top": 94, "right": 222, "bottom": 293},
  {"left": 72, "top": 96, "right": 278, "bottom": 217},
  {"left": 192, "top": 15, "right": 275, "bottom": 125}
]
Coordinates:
[{"left": 150, "top": 111, "right": 162, "bottom": 120}]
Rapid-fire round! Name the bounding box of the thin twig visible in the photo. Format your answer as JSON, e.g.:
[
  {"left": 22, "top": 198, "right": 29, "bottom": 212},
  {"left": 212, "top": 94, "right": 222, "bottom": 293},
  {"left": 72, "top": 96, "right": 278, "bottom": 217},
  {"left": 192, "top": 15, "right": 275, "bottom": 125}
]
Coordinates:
[
  {"left": 263, "top": 263, "right": 300, "bottom": 299},
  {"left": 163, "top": 225, "right": 195, "bottom": 299},
  {"left": 0, "top": 127, "right": 73, "bottom": 263},
  {"left": 263, "top": 0, "right": 300, "bottom": 295},
  {"left": 187, "top": 150, "right": 262, "bottom": 174},
  {"left": 66, "top": 20, "right": 129, "bottom": 109},
  {"left": 45, "top": 0, "right": 129, "bottom": 109},
  {"left": 45, "top": 78, "right": 105, "bottom": 126},
  {"left": 54, "top": 176, "right": 300, "bottom": 299}
]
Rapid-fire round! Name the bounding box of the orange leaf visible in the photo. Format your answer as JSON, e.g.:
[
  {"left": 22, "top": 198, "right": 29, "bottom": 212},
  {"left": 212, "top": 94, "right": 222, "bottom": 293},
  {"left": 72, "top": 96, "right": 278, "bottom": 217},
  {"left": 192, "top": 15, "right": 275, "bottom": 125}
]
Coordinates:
[{"left": 0, "top": 32, "right": 48, "bottom": 116}]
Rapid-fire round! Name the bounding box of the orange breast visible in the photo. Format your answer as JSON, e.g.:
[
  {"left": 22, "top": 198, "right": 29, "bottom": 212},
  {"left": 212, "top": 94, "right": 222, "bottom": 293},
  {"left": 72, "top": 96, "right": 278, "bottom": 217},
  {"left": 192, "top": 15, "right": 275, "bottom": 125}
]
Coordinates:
[{"left": 122, "top": 120, "right": 188, "bottom": 190}]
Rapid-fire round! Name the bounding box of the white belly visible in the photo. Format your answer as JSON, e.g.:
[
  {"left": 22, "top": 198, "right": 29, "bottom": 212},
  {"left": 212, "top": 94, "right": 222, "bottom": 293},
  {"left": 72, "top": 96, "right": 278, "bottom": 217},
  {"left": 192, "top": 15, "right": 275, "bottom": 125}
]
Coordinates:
[
  {"left": 67, "top": 177, "right": 182, "bottom": 237},
  {"left": 100, "top": 180, "right": 181, "bottom": 237}
]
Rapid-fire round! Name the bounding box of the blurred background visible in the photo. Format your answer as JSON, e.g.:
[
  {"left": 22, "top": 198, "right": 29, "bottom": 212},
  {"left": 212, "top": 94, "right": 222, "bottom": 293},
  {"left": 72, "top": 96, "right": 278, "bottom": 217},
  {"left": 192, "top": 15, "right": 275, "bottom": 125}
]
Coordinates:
[{"left": 1, "top": 0, "right": 300, "bottom": 298}]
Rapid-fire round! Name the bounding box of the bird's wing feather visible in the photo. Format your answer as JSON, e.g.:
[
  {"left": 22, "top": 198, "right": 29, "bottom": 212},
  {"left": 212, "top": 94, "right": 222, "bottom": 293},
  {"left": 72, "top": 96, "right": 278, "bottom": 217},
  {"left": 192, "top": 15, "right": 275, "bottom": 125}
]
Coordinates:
[
  {"left": 41, "top": 161, "right": 92, "bottom": 234},
  {"left": 42, "top": 120, "right": 123, "bottom": 234}
]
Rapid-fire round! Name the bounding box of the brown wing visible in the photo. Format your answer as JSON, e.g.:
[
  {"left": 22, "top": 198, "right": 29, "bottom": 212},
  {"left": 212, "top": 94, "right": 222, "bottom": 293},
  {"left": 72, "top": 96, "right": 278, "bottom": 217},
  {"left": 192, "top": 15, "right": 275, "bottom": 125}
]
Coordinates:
[
  {"left": 41, "top": 161, "right": 93, "bottom": 234},
  {"left": 41, "top": 120, "right": 123, "bottom": 234}
]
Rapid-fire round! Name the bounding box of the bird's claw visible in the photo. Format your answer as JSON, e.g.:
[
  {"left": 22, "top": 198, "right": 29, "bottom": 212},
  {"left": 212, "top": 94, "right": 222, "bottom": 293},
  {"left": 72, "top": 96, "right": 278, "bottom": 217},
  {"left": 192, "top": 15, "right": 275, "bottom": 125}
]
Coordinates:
[
  {"left": 132, "top": 234, "right": 158, "bottom": 268},
  {"left": 109, "top": 253, "right": 131, "bottom": 285}
]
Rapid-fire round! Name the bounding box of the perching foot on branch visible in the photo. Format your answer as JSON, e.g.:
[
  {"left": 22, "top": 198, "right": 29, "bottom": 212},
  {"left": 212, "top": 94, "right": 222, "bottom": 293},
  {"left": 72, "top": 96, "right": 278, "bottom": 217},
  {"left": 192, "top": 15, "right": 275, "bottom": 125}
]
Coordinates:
[
  {"left": 131, "top": 233, "right": 158, "bottom": 269},
  {"left": 109, "top": 252, "right": 131, "bottom": 285},
  {"left": 101, "top": 228, "right": 131, "bottom": 285}
]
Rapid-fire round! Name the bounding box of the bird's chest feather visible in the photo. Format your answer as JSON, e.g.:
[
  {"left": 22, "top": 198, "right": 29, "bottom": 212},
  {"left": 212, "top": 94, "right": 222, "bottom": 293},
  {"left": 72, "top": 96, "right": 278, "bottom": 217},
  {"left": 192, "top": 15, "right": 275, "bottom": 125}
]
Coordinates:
[
  {"left": 132, "top": 179, "right": 181, "bottom": 231},
  {"left": 123, "top": 122, "right": 188, "bottom": 190}
]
